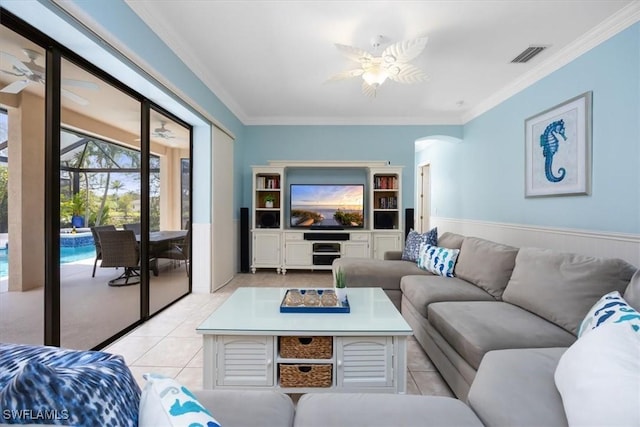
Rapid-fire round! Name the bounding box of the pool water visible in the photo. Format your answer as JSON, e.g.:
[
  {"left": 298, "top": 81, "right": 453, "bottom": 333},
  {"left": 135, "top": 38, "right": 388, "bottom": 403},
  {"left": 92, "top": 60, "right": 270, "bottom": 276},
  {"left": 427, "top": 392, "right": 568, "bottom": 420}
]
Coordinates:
[{"left": 0, "top": 245, "right": 96, "bottom": 279}]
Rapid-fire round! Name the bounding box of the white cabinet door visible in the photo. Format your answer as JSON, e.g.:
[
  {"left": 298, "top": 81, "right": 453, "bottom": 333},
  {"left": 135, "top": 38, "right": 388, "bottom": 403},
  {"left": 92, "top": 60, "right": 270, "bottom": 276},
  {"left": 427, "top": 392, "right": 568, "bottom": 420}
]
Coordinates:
[
  {"left": 283, "top": 240, "right": 312, "bottom": 268},
  {"left": 342, "top": 232, "right": 370, "bottom": 258},
  {"left": 342, "top": 241, "right": 369, "bottom": 258},
  {"left": 216, "top": 336, "right": 274, "bottom": 386},
  {"left": 336, "top": 337, "right": 393, "bottom": 388},
  {"left": 372, "top": 233, "right": 402, "bottom": 259},
  {"left": 252, "top": 231, "right": 281, "bottom": 272}
]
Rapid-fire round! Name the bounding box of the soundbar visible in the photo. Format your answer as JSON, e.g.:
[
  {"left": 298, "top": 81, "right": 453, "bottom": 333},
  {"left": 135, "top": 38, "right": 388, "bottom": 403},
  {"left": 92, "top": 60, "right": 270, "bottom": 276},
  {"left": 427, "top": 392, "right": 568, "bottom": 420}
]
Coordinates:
[{"left": 304, "top": 232, "right": 350, "bottom": 241}]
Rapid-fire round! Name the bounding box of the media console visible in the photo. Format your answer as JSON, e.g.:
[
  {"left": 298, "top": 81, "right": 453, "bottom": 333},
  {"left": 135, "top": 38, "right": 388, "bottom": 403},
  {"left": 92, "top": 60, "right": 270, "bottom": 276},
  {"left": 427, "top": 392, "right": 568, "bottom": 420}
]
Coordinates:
[{"left": 250, "top": 162, "right": 404, "bottom": 274}]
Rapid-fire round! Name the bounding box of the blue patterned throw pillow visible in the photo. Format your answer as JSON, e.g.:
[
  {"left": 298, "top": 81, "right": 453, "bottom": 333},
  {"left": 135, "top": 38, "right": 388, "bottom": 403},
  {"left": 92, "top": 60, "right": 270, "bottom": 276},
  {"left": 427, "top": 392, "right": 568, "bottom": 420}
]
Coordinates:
[
  {"left": 578, "top": 291, "right": 640, "bottom": 337},
  {"left": 0, "top": 343, "right": 124, "bottom": 389},
  {"left": 402, "top": 227, "right": 438, "bottom": 262},
  {"left": 0, "top": 357, "right": 140, "bottom": 426},
  {"left": 417, "top": 243, "right": 459, "bottom": 277},
  {"left": 139, "top": 373, "right": 221, "bottom": 427}
]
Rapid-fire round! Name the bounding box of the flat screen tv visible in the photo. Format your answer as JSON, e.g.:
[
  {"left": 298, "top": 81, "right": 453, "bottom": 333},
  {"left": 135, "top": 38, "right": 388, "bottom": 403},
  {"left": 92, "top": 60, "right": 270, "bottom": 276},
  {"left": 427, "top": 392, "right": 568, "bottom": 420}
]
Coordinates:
[{"left": 290, "top": 184, "right": 365, "bottom": 228}]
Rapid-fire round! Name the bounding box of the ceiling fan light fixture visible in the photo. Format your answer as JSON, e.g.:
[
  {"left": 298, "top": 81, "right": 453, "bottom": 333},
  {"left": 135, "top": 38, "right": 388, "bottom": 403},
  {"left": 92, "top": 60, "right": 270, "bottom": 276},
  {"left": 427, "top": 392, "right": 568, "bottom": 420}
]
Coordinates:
[{"left": 362, "top": 65, "right": 388, "bottom": 86}]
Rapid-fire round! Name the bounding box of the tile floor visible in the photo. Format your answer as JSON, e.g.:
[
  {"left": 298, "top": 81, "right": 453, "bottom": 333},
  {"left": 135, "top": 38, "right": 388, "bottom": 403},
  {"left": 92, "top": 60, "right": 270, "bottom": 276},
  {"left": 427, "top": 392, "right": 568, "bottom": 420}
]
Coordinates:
[{"left": 104, "top": 271, "right": 454, "bottom": 397}]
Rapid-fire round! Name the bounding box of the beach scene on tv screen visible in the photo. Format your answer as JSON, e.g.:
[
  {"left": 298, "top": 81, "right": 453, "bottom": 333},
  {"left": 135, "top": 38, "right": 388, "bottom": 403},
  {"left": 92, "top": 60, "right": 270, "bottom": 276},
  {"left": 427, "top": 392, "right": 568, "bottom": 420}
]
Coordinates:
[{"left": 291, "top": 185, "right": 364, "bottom": 227}]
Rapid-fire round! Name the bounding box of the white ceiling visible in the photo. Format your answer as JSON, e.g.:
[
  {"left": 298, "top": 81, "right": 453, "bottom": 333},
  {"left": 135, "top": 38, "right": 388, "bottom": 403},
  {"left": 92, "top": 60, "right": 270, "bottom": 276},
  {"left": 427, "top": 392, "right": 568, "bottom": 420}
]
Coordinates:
[{"left": 125, "top": 0, "right": 638, "bottom": 126}]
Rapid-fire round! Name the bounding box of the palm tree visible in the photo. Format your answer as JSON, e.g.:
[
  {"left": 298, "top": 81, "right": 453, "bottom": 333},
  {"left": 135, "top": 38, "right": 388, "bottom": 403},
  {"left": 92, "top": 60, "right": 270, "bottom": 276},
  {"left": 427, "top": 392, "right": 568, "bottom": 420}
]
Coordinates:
[{"left": 111, "top": 180, "right": 124, "bottom": 203}]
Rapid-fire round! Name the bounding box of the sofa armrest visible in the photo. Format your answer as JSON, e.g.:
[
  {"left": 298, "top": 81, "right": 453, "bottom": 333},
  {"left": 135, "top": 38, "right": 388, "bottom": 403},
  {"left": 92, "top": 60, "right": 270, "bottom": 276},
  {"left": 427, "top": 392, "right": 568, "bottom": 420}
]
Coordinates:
[{"left": 384, "top": 250, "right": 403, "bottom": 260}]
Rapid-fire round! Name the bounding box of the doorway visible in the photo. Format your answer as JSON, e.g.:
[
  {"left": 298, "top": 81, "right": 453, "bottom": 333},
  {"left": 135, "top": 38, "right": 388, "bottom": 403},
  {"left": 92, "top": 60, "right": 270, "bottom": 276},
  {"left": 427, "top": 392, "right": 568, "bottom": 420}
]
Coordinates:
[{"left": 418, "top": 164, "right": 431, "bottom": 233}]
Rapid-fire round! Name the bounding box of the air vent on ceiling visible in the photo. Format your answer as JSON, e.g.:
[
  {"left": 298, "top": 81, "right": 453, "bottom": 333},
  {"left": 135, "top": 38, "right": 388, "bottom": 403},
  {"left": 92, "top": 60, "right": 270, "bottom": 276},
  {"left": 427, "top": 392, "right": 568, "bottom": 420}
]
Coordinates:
[{"left": 510, "top": 46, "right": 547, "bottom": 63}]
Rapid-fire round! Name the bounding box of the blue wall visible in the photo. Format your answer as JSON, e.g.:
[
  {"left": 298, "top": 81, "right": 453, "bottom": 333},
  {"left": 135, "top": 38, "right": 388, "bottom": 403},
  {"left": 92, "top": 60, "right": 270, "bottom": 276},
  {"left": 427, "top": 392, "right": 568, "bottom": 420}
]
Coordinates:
[
  {"left": 241, "top": 125, "right": 462, "bottom": 210},
  {"left": 418, "top": 23, "right": 640, "bottom": 234}
]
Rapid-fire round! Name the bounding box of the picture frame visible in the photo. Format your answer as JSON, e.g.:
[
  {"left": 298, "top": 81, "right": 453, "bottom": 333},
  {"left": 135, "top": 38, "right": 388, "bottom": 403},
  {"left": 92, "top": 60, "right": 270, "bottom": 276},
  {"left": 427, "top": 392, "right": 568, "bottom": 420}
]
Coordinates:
[{"left": 524, "top": 91, "right": 592, "bottom": 197}]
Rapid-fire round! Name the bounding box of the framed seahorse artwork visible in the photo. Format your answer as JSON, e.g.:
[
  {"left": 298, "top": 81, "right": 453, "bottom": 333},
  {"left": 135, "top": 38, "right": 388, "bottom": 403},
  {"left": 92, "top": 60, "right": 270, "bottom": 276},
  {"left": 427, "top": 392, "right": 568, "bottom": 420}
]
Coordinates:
[{"left": 524, "top": 91, "right": 592, "bottom": 197}]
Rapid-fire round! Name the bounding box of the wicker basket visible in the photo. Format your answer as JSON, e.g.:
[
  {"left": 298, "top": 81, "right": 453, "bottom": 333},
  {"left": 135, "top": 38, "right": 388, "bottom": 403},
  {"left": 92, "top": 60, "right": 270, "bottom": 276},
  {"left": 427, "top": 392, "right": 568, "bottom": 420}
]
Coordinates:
[
  {"left": 279, "top": 364, "right": 332, "bottom": 388},
  {"left": 279, "top": 336, "right": 332, "bottom": 359}
]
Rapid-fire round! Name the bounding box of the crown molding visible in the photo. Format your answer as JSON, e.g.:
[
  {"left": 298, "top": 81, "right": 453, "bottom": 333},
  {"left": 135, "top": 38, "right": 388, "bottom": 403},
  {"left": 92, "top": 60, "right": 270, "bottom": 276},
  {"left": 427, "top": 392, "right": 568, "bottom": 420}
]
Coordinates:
[
  {"left": 462, "top": 0, "right": 640, "bottom": 124},
  {"left": 244, "top": 114, "right": 464, "bottom": 126}
]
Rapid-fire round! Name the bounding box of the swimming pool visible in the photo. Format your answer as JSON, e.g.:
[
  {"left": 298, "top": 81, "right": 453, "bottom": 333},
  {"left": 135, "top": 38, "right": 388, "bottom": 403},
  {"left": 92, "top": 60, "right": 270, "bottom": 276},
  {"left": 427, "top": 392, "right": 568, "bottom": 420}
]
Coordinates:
[{"left": 0, "top": 244, "right": 96, "bottom": 279}]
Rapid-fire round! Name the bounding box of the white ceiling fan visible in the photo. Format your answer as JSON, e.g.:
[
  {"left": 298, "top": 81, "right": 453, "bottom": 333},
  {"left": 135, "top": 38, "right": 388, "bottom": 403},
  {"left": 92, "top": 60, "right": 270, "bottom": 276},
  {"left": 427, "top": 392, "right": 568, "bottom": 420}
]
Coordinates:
[
  {"left": 328, "top": 35, "right": 429, "bottom": 97},
  {"left": 0, "top": 48, "right": 99, "bottom": 105},
  {"left": 152, "top": 121, "right": 175, "bottom": 139}
]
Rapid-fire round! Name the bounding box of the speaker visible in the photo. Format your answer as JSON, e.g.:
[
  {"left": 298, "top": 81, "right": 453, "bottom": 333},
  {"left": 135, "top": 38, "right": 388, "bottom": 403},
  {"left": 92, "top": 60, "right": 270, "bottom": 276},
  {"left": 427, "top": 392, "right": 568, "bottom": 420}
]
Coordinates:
[
  {"left": 405, "top": 208, "right": 414, "bottom": 238},
  {"left": 240, "top": 207, "right": 250, "bottom": 273},
  {"left": 304, "top": 232, "right": 350, "bottom": 241},
  {"left": 259, "top": 212, "right": 277, "bottom": 228},
  {"left": 374, "top": 212, "right": 394, "bottom": 229}
]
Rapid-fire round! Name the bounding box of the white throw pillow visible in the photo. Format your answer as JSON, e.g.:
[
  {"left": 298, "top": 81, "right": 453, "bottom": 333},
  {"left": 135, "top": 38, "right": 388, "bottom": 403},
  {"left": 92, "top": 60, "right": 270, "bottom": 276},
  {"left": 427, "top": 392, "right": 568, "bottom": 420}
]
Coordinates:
[
  {"left": 417, "top": 243, "right": 459, "bottom": 277},
  {"left": 554, "top": 323, "right": 640, "bottom": 427},
  {"left": 139, "top": 373, "right": 221, "bottom": 427}
]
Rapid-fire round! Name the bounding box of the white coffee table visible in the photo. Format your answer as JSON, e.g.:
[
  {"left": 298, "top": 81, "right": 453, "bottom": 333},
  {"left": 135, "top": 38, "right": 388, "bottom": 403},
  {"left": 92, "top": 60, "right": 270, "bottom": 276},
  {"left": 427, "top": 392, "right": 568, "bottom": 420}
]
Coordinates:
[{"left": 197, "top": 287, "right": 413, "bottom": 393}]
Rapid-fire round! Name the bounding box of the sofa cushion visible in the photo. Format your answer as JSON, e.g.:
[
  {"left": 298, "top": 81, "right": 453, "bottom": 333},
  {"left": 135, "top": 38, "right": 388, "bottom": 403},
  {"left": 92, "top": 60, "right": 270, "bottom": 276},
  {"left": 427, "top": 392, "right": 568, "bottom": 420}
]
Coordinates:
[
  {"left": 0, "top": 357, "right": 140, "bottom": 427},
  {"left": 294, "top": 393, "right": 483, "bottom": 427},
  {"left": 428, "top": 301, "right": 576, "bottom": 369},
  {"left": 401, "top": 275, "right": 494, "bottom": 318},
  {"left": 454, "top": 236, "right": 518, "bottom": 300},
  {"left": 437, "top": 231, "right": 464, "bottom": 249},
  {"left": 139, "top": 373, "right": 221, "bottom": 427},
  {"left": 194, "top": 389, "right": 295, "bottom": 427},
  {"left": 417, "top": 244, "right": 459, "bottom": 277},
  {"left": 402, "top": 227, "right": 437, "bottom": 261},
  {"left": 555, "top": 323, "right": 640, "bottom": 427},
  {"left": 624, "top": 268, "right": 640, "bottom": 311},
  {"left": 468, "top": 348, "right": 568, "bottom": 427},
  {"left": 332, "top": 257, "right": 430, "bottom": 291},
  {"left": 578, "top": 291, "right": 640, "bottom": 337},
  {"left": 502, "top": 247, "right": 637, "bottom": 335}
]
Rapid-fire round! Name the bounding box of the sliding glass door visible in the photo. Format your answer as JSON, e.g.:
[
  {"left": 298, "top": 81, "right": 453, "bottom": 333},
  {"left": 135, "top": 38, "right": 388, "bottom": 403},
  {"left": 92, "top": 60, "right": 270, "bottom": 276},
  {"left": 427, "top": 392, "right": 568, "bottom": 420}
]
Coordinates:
[
  {"left": 148, "top": 108, "right": 191, "bottom": 315},
  {"left": 1, "top": 9, "right": 193, "bottom": 349},
  {"left": 59, "top": 56, "right": 142, "bottom": 349}
]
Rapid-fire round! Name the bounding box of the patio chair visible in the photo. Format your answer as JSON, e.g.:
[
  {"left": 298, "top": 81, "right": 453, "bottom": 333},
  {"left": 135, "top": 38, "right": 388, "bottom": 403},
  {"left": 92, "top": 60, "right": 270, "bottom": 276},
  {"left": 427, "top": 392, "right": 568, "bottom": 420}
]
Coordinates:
[
  {"left": 90, "top": 224, "right": 116, "bottom": 277},
  {"left": 98, "top": 230, "right": 141, "bottom": 287},
  {"left": 123, "top": 223, "right": 141, "bottom": 236},
  {"left": 155, "top": 227, "right": 191, "bottom": 277}
]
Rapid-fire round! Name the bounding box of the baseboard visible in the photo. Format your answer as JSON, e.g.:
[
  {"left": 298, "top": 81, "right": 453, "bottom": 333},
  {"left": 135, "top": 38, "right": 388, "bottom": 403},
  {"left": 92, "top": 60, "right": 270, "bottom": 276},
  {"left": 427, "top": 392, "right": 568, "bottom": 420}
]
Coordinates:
[{"left": 431, "top": 217, "right": 640, "bottom": 267}]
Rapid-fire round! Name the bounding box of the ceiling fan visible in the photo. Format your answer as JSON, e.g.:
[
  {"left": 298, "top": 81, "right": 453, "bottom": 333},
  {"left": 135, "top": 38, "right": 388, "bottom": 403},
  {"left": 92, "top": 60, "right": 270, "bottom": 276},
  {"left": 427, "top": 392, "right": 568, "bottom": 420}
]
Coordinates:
[
  {"left": 152, "top": 121, "right": 175, "bottom": 139},
  {"left": 328, "top": 35, "right": 429, "bottom": 97},
  {"left": 0, "top": 48, "right": 98, "bottom": 105}
]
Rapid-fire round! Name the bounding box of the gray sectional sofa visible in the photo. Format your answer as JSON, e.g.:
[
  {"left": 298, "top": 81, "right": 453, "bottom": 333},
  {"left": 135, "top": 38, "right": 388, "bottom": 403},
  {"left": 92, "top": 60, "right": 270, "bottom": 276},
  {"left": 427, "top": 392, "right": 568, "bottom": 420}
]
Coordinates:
[{"left": 332, "top": 231, "right": 638, "bottom": 425}]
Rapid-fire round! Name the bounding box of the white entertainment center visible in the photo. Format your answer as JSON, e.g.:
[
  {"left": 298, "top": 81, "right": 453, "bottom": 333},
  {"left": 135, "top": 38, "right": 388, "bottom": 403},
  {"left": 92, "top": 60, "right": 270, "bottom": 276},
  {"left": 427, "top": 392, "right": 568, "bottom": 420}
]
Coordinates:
[{"left": 251, "top": 161, "right": 404, "bottom": 274}]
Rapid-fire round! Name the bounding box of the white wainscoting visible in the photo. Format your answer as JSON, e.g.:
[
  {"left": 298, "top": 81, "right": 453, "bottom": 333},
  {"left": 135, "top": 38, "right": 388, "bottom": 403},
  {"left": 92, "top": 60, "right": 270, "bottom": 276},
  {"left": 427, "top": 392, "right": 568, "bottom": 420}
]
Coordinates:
[
  {"left": 431, "top": 217, "right": 640, "bottom": 267},
  {"left": 192, "top": 222, "right": 212, "bottom": 293}
]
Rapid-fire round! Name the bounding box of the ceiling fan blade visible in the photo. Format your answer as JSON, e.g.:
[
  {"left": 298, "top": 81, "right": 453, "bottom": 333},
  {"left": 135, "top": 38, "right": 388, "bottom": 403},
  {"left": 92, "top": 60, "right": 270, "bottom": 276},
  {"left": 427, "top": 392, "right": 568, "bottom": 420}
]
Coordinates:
[
  {"left": 325, "top": 69, "right": 364, "bottom": 83},
  {"left": 61, "top": 88, "right": 89, "bottom": 105},
  {"left": 62, "top": 78, "right": 99, "bottom": 90},
  {"left": 361, "top": 81, "right": 377, "bottom": 98},
  {"left": 1, "top": 79, "right": 30, "bottom": 94},
  {"left": 334, "top": 44, "right": 373, "bottom": 63},
  {"left": 1, "top": 69, "right": 25, "bottom": 77},
  {"left": 386, "top": 63, "right": 429, "bottom": 84},
  {"left": 0, "top": 51, "right": 32, "bottom": 76},
  {"left": 381, "top": 37, "right": 428, "bottom": 64}
]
